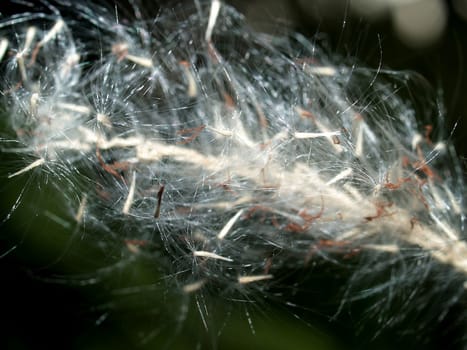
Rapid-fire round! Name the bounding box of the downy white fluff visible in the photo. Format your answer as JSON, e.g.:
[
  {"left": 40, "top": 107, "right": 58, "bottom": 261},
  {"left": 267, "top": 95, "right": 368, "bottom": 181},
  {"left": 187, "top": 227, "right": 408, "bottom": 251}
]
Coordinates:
[{"left": 0, "top": 0, "right": 465, "bottom": 347}]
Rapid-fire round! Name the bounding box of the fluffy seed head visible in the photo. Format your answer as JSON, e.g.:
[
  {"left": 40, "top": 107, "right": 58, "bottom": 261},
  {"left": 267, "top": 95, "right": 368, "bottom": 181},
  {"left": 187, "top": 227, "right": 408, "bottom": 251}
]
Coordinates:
[{"left": 1, "top": 0, "right": 466, "bottom": 346}]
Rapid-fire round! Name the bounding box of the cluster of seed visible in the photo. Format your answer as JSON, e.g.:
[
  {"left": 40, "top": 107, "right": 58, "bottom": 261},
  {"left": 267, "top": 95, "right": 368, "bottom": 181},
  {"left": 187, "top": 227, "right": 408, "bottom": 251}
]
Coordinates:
[{"left": 1, "top": 0, "right": 465, "bottom": 339}]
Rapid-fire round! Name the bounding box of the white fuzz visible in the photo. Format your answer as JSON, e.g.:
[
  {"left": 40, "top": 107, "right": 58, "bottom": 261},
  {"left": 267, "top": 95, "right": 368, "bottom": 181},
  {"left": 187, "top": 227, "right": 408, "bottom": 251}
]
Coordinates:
[{"left": 0, "top": 0, "right": 465, "bottom": 346}]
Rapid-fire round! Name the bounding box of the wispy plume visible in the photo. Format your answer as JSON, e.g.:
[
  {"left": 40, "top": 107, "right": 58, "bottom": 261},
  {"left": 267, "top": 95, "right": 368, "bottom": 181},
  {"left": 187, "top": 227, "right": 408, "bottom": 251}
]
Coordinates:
[{"left": 0, "top": 0, "right": 465, "bottom": 347}]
